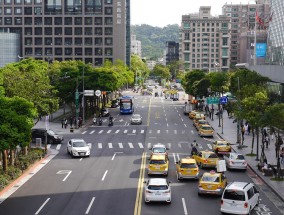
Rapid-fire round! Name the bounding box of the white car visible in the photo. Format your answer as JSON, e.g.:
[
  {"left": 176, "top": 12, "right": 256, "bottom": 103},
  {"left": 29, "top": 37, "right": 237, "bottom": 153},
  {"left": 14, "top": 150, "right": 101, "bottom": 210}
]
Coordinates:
[
  {"left": 67, "top": 139, "right": 91, "bottom": 157},
  {"left": 130, "top": 114, "right": 142, "bottom": 125},
  {"left": 144, "top": 178, "right": 171, "bottom": 204},
  {"left": 149, "top": 144, "right": 168, "bottom": 158},
  {"left": 221, "top": 182, "right": 259, "bottom": 215},
  {"left": 223, "top": 153, "right": 247, "bottom": 170}
]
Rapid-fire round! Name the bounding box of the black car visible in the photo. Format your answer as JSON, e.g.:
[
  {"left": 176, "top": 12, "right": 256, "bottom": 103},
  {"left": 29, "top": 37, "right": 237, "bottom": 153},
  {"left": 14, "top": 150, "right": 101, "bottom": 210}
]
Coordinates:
[
  {"left": 31, "top": 128, "right": 63, "bottom": 144},
  {"left": 111, "top": 99, "right": 119, "bottom": 108},
  {"left": 100, "top": 107, "right": 110, "bottom": 117}
]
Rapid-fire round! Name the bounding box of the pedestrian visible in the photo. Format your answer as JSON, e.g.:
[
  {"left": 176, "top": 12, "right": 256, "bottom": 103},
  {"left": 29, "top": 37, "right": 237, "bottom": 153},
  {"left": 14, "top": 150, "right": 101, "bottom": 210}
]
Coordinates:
[
  {"left": 247, "top": 123, "right": 251, "bottom": 135},
  {"left": 265, "top": 135, "right": 270, "bottom": 148},
  {"left": 69, "top": 116, "right": 73, "bottom": 128},
  {"left": 211, "top": 104, "right": 214, "bottom": 121},
  {"left": 79, "top": 117, "right": 83, "bottom": 128},
  {"left": 205, "top": 104, "right": 209, "bottom": 116},
  {"left": 61, "top": 118, "right": 65, "bottom": 128},
  {"left": 244, "top": 123, "right": 249, "bottom": 135},
  {"left": 280, "top": 147, "right": 284, "bottom": 164},
  {"left": 64, "top": 118, "right": 68, "bottom": 129},
  {"left": 270, "top": 127, "right": 275, "bottom": 141},
  {"left": 241, "top": 124, "right": 245, "bottom": 144}
]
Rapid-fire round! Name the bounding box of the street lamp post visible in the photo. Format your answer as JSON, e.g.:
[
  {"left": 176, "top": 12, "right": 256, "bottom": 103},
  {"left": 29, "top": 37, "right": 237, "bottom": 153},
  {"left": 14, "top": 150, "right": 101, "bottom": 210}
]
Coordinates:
[{"left": 82, "top": 66, "right": 85, "bottom": 125}]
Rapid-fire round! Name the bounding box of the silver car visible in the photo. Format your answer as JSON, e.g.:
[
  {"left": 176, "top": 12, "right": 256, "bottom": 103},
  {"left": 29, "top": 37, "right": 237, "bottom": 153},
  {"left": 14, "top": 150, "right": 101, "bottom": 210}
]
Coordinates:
[
  {"left": 223, "top": 153, "right": 247, "bottom": 170},
  {"left": 67, "top": 139, "right": 91, "bottom": 157},
  {"left": 130, "top": 114, "right": 142, "bottom": 125},
  {"left": 144, "top": 178, "right": 171, "bottom": 204}
]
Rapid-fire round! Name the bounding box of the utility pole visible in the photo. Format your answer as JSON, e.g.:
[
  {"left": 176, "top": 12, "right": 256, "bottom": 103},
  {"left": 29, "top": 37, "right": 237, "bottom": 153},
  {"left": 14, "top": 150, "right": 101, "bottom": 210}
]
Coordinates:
[
  {"left": 237, "top": 77, "right": 241, "bottom": 147},
  {"left": 75, "top": 78, "right": 79, "bottom": 129},
  {"left": 82, "top": 66, "right": 85, "bottom": 125}
]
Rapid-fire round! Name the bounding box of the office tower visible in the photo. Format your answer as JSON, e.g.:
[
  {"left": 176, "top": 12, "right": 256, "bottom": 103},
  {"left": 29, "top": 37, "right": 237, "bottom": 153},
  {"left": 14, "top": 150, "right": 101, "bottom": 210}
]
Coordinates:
[
  {"left": 165, "top": 41, "right": 179, "bottom": 66},
  {"left": 180, "top": 6, "right": 230, "bottom": 72},
  {"left": 0, "top": 0, "right": 130, "bottom": 66},
  {"left": 131, "top": 34, "right": 141, "bottom": 57}
]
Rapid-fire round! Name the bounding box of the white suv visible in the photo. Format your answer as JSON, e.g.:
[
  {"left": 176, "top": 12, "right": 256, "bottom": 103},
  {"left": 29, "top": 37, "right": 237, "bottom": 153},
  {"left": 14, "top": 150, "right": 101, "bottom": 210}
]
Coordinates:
[
  {"left": 144, "top": 178, "right": 171, "bottom": 204},
  {"left": 221, "top": 182, "right": 259, "bottom": 215}
]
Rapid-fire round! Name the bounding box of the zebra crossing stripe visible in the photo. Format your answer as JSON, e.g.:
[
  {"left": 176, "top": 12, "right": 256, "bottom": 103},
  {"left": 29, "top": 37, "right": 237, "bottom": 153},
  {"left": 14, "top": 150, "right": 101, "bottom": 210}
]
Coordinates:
[
  {"left": 199, "top": 145, "right": 203, "bottom": 149},
  {"left": 128, "top": 142, "right": 134, "bottom": 148},
  {"left": 88, "top": 143, "right": 92, "bottom": 149},
  {"left": 56, "top": 144, "right": 61, "bottom": 150},
  {"left": 178, "top": 143, "right": 181, "bottom": 148},
  {"left": 108, "top": 143, "right": 113, "bottom": 148},
  {"left": 132, "top": 130, "right": 136, "bottom": 134},
  {"left": 157, "top": 130, "right": 160, "bottom": 134},
  {"left": 47, "top": 144, "right": 51, "bottom": 149},
  {"left": 141, "top": 130, "right": 145, "bottom": 134},
  {"left": 182, "top": 130, "right": 185, "bottom": 134},
  {"left": 149, "top": 130, "right": 152, "bottom": 134},
  {"left": 207, "top": 144, "right": 212, "bottom": 150},
  {"left": 138, "top": 142, "right": 143, "bottom": 148},
  {"left": 82, "top": 131, "right": 87, "bottom": 134},
  {"left": 174, "top": 130, "right": 177, "bottom": 134},
  {"left": 148, "top": 143, "right": 151, "bottom": 148},
  {"left": 118, "top": 143, "right": 123, "bottom": 148},
  {"left": 107, "top": 130, "right": 112, "bottom": 134},
  {"left": 124, "top": 130, "right": 128, "bottom": 134},
  {"left": 90, "top": 130, "right": 95, "bottom": 134},
  {"left": 99, "top": 130, "right": 103, "bottom": 134},
  {"left": 115, "top": 130, "right": 120, "bottom": 134},
  {"left": 98, "top": 143, "right": 102, "bottom": 148},
  {"left": 168, "top": 143, "right": 171, "bottom": 149}
]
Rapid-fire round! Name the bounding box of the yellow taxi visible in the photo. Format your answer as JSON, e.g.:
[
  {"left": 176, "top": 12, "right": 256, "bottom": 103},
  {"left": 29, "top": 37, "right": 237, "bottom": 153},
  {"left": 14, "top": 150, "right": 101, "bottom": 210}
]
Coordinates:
[
  {"left": 212, "top": 140, "right": 231, "bottom": 155},
  {"left": 148, "top": 154, "right": 169, "bottom": 176},
  {"left": 192, "top": 150, "right": 219, "bottom": 169},
  {"left": 189, "top": 110, "right": 200, "bottom": 119},
  {"left": 193, "top": 113, "right": 205, "bottom": 121},
  {"left": 198, "top": 125, "right": 214, "bottom": 137},
  {"left": 176, "top": 157, "right": 199, "bottom": 180},
  {"left": 194, "top": 119, "right": 208, "bottom": 130},
  {"left": 198, "top": 170, "right": 227, "bottom": 196}
]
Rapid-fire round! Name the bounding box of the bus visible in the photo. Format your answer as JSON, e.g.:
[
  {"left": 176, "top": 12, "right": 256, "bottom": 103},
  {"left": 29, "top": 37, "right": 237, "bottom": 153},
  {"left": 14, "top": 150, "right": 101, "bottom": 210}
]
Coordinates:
[{"left": 119, "top": 95, "right": 134, "bottom": 114}]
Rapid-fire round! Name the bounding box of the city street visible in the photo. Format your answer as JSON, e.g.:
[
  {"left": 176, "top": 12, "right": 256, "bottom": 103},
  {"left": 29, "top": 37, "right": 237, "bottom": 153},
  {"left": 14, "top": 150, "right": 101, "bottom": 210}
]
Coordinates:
[{"left": 0, "top": 91, "right": 282, "bottom": 215}]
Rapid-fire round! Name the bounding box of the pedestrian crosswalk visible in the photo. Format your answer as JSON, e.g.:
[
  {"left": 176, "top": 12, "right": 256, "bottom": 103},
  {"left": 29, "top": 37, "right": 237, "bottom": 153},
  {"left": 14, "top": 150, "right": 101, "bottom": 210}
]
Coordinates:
[
  {"left": 81, "top": 129, "right": 197, "bottom": 135},
  {"left": 48, "top": 142, "right": 211, "bottom": 151}
]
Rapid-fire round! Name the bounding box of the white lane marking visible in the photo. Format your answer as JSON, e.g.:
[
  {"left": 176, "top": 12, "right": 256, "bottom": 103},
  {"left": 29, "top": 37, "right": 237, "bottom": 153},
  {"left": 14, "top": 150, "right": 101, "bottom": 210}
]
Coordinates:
[
  {"left": 182, "top": 198, "right": 188, "bottom": 215},
  {"left": 128, "top": 142, "right": 134, "bottom": 148},
  {"left": 124, "top": 129, "right": 128, "bottom": 133},
  {"left": 165, "top": 118, "right": 167, "bottom": 122},
  {"left": 35, "top": 198, "right": 50, "bottom": 215},
  {"left": 199, "top": 145, "right": 203, "bottom": 149},
  {"left": 141, "top": 130, "right": 145, "bottom": 134},
  {"left": 165, "top": 113, "right": 167, "bottom": 117},
  {"left": 108, "top": 143, "right": 113, "bottom": 148},
  {"left": 175, "top": 107, "right": 177, "bottom": 109},
  {"left": 148, "top": 143, "right": 151, "bottom": 148},
  {"left": 181, "top": 118, "right": 184, "bottom": 122},
  {"left": 98, "top": 143, "right": 102, "bottom": 148},
  {"left": 167, "top": 123, "right": 169, "bottom": 127},
  {"left": 207, "top": 144, "right": 212, "bottom": 150},
  {"left": 179, "top": 114, "right": 181, "bottom": 117},
  {"left": 177, "top": 153, "right": 180, "bottom": 161},
  {"left": 138, "top": 142, "right": 144, "bottom": 148},
  {"left": 178, "top": 143, "right": 181, "bottom": 148},
  {"left": 99, "top": 130, "right": 103, "bottom": 134},
  {"left": 191, "top": 130, "right": 194, "bottom": 134},
  {"left": 166, "top": 130, "right": 169, "bottom": 134},
  {"left": 90, "top": 130, "right": 95, "bottom": 134},
  {"left": 111, "top": 152, "right": 123, "bottom": 160},
  {"left": 184, "top": 124, "right": 187, "bottom": 128},
  {"left": 157, "top": 130, "right": 160, "bottom": 134},
  {"left": 107, "top": 130, "right": 112, "bottom": 133},
  {"left": 173, "top": 153, "right": 176, "bottom": 163},
  {"left": 79, "top": 158, "right": 83, "bottom": 162},
  {"left": 56, "top": 170, "right": 72, "bottom": 182},
  {"left": 124, "top": 122, "right": 128, "bottom": 126},
  {"left": 168, "top": 143, "right": 171, "bottom": 149},
  {"left": 88, "top": 143, "right": 92, "bottom": 149},
  {"left": 132, "top": 130, "right": 136, "bottom": 134},
  {"left": 102, "top": 170, "right": 108, "bottom": 181},
  {"left": 174, "top": 130, "right": 177, "bottom": 134},
  {"left": 182, "top": 130, "right": 185, "bottom": 134},
  {"left": 47, "top": 144, "right": 51, "bottom": 149},
  {"left": 82, "top": 131, "right": 87, "bottom": 134},
  {"left": 118, "top": 142, "right": 123, "bottom": 148},
  {"left": 115, "top": 130, "right": 120, "bottom": 134},
  {"left": 149, "top": 130, "right": 152, "bottom": 134},
  {"left": 85, "top": 197, "right": 95, "bottom": 214},
  {"left": 56, "top": 144, "right": 61, "bottom": 151}
]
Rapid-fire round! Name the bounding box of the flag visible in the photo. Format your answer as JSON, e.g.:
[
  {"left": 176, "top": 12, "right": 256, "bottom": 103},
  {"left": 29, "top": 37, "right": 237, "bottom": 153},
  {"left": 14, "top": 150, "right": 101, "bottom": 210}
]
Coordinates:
[{"left": 255, "top": 11, "right": 264, "bottom": 26}]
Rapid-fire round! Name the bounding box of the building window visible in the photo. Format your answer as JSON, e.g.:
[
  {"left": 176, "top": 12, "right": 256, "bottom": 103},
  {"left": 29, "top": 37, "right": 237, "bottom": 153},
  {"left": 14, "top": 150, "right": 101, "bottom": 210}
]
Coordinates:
[
  {"left": 95, "top": 17, "right": 102, "bottom": 25},
  {"left": 95, "top": 37, "right": 102, "bottom": 45},
  {"left": 35, "top": 37, "right": 42, "bottom": 45},
  {"left": 24, "top": 17, "right": 32, "bottom": 25},
  {"left": 105, "top": 17, "right": 112, "bottom": 25},
  {"left": 105, "top": 0, "right": 112, "bottom": 4},
  {"left": 34, "top": 0, "right": 41, "bottom": 4},
  {"left": 85, "top": 27, "right": 92, "bottom": 35},
  {"left": 55, "top": 27, "right": 62, "bottom": 35},
  {"left": 25, "top": 38, "right": 32, "bottom": 45},
  {"left": 85, "top": 17, "right": 92, "bottom": 25},
  {"left": 185, "top": 33, "right": 190, "bottom": 40},
  {"left": 105, "top": 27, "right": 112, "bottom": 35},
  {"left": 55, "top": 17, "right": 62, "bottom": 25},
  {"left": 45, "top": 48, "right": 52, "bottom": 55},
  {"left": 45, "top": 37, "right": 52, "bottom": 45},
  {"left": 4, "top": 17, "right": 12, "bottom": 25},
  {"left": 184, "top": 43, "right": 190, "bottom": 51},
  {"left": 95, "top": 27, "right": 102, "bottom": 35},
  {"left": 45, "top": 27, "right": 52, "bottom": 35},
  {"left": 35, "top": 48, "right": 42, "bottom": 55},
  {"left": 64, "top": 17, "right": 72, "bottom": 25},
  {"left": 95, "top": 48, "right": 102, "bottom": 55},
  {"left": 64, "top": 27, "right": 72, "bottom": 35},
  {"left": 35, "top": 17, "right": 42, "bottom": 25},
  {"left": 14, "top": 0, "right": 22, "bottom": 4},
  {"left": 25, "top": 28, "right": 32, "bottom": 35},
  {"left": 55, "top": 37, "right": 62, "bottom": 45},
  {"left": 105, "top": 37, "right": 112, "bottom": 45},
  {"left": 34, "top": 7, "right": 42, "bottom": 15},
  {"left": 25, "top": 47, "right": 32, "bottom": 55},
  {"left": 105, "top": 48, "right": 112, "bottom": 56},
  {"left": 85, "top": 37, "right": 92, "bottom": 45},
  {"left": 75, "top": 38, "right": 82, "bottom": 45},
  {"left": 75, "top": 48, "right": 82, "bottom": 55},
  {"left": 44, "top": 17, "right": 52, "bottom": 25},
  {"left": 5, "top": 7, "right": 12, "bottom": 15},
  {"left": 65, "top": 48, "right": 72, "bottom": 55},
  {"left": 55, "top": 48, "right": 62, "bottom": 55},
  {"left": 75, "top": 27, "right": 82, "bottom": 35},
  {"left": 5, "top": 0, "right": 11, "bottom": 4},
  {"left": 15, "top": 17, "right": 22, "bottom": 25},
  {"left": 85, "top": 48, "right": 92, "bottom": 55},
  {"left": 105, "top": 7, "right": 112, "bottom": 15},
  {"left": 15, "top": 7, "right": 22, "bottom": 14},
  {"left": 35, "top": 27, "right": 42, "bottom": 35},
  {"left": 75, "top": 17, "right": 82, "bottom": 25},
  {"left": 65, "top": 38, "right": 72, "bottom": 45}
]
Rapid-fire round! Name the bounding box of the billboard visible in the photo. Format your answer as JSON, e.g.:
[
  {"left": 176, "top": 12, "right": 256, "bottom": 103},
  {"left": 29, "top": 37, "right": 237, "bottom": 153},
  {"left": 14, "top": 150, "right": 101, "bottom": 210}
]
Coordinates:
[{"left": 256, "top": 43, "right": 267, "bottom": 58}]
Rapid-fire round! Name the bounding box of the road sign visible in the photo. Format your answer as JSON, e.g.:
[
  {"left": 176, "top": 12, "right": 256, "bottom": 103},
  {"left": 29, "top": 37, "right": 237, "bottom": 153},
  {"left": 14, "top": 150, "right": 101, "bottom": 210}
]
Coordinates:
[
  {"left": 220, "top": 96, "right": 228, "bottom": 105},
  {"left": 84, "top": 90, "right": 94, "bottom": 96},
  {"left": 207, "top": 97, "right": 220, "bottom": 104},
  {"left": 95, "top": 90, "right": 101, "bottom": 97}
]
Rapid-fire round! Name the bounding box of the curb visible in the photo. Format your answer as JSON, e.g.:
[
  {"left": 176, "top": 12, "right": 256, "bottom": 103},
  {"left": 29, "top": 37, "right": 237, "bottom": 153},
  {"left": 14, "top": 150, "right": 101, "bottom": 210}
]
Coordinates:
[{"left": 217, "top": 132, "right": 284, "bottom": 203}]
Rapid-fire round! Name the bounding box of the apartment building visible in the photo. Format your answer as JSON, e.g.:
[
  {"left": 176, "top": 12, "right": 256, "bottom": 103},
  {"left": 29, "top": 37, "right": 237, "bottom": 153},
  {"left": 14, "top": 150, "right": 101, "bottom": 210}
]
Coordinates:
[
  {"left": 222, "top": 0, "right": 270, "bottom": 66},
  {"left": 180, "top": 6, "right": 230, "bottom": 72},
  {"left": 131, "top": 34, "right": 141, "bottom": 57},
  {"left": 0, "top": 0, "right": 130, "bottom": 66},
  {"left": 165, "top": 41, "right": 179, "bottom": 65}
]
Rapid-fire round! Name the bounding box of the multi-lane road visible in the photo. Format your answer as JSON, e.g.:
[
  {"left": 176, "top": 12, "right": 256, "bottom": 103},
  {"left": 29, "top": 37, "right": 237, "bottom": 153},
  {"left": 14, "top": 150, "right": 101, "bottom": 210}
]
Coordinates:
[{"left": 0, "top": 92, "right": 282, "bottom": 215}]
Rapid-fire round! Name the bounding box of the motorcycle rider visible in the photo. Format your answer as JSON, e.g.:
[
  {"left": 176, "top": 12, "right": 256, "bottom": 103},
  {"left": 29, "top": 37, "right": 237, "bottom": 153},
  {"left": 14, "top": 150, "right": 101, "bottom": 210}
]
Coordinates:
[
  {"left": 191, "top": 140, "right": 198, "bottom": 156},
  {"left": 98, "top": 114, "right": 102, "bottom": 126},
  {"left": 108, "top": 114, "right": 113, "bottom": 126}
]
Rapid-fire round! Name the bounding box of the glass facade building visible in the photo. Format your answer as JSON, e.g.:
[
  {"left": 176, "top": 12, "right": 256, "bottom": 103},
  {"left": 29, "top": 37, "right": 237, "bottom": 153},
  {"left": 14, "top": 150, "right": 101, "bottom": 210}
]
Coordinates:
[{"left": 0, "top": 32, "right": 20, "bottom": 67}]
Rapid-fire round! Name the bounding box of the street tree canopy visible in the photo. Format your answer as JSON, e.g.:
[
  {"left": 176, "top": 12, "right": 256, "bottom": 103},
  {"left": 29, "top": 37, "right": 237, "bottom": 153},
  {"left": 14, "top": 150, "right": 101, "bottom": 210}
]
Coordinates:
[{"left": 182, "top": 70, "right": 206, "bottom": 96}]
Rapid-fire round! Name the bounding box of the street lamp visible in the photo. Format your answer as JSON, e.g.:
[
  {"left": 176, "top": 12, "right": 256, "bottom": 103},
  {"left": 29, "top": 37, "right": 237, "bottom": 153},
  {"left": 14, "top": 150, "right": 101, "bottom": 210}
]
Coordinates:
[{"left": 82, "top": 65, "right": 85, "bottom": 125}]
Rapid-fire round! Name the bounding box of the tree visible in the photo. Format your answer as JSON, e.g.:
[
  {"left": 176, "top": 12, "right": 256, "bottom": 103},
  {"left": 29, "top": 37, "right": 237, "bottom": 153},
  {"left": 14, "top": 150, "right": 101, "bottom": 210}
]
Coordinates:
[
  {"left": 182, "top": 70, "right": 205, "bottom": 96},
  {"left": 131, "top": 55, "right": 149, "bottom": 85},
  {"left": 0, "top": 58, "right": 59, "bottom": 120},
  {"left": 152, "top": 64, "right": 171, "bottom": 81},
  {"left": 207, "top": 72, "right": 230, "bottom": 95},
  {"left": 192, "top": 78, "right": 211, "bottom": 98},
  {"left": 0, "top": 96, "right": 36, "bottom": 171}
]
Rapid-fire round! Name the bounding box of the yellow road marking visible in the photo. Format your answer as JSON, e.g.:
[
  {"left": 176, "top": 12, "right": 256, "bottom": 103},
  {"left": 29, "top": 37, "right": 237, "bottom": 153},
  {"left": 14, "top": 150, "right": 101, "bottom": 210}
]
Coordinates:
[
  {"left": 155, "top": 112, "right": 160, "bottom": 119},
  {"left": 134, "top": 152, "right": 146, "bottom": 215}
]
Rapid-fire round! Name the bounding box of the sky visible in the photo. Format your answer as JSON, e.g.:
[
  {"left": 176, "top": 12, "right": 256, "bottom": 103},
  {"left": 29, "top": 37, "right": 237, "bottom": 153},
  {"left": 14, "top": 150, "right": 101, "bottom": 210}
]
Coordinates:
[{"left": 131, "top": 0, "right": 257, "bottom": 27}]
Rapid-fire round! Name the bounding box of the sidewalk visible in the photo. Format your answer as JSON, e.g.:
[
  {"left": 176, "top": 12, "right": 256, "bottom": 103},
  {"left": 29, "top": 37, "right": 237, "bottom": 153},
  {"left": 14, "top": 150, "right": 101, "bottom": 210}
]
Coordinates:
[{"left": 207, "top": 108, "right": 284, "bottom": 203}]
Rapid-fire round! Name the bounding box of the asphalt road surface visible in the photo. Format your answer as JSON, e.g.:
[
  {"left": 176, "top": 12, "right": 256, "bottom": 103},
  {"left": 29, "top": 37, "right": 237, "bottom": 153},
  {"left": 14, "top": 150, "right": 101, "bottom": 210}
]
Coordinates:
[{"left": 0, "top": 92, "right": 282, "bottom": 215}]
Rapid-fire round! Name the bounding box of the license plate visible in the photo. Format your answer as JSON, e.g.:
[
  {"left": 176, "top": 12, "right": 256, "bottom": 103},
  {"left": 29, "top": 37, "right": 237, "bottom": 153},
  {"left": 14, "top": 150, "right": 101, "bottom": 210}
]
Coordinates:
[
  {"left": 207, "top": 185, "right": 212, "bottom": 188},
  {"left": 80, "top": 152, "right": 85, "bottom": 155},
  {"left": 155, "top": 166, "right": 160, "bottom": 169},
  {"left": 155, "top": 193, "right": 161, "bottom": 196},
  {"left": 187, "top": 171, "right": 191, "bottom": 174}
]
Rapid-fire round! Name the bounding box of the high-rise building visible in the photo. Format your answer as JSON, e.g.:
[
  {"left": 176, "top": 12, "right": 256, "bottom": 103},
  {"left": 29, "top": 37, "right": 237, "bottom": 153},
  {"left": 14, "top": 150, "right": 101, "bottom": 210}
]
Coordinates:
[
  {"left": 180, "top": 6, "right": 230, "bottom": 72},
  {"left": 222, "top": 0, "right": 270, "bottom": 66},
  {"left": 165, "top": 41, "right": 179, "bottom": 65},
  {"left": 266, "top": 0, "right": 284, "bottom": 65},
  {"left": 131, "top": 34, "right": 141, "bottom": 57},
  {"left": 0, "top": 0, "right": 130, "bottom": 66}
]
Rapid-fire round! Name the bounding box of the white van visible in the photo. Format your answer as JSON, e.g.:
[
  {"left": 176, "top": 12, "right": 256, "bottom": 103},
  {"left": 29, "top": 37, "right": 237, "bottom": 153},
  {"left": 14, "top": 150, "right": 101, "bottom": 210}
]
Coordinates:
[{"left": 221, "top": 182, "right": 259, "bottom": 215}]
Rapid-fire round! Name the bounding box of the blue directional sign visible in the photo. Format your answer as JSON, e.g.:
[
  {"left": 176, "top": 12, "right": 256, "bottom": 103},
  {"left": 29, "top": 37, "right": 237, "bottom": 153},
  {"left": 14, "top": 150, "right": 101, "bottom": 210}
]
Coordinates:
[{"left": 220, "top": 96, "right": 228, "bottom": 105}]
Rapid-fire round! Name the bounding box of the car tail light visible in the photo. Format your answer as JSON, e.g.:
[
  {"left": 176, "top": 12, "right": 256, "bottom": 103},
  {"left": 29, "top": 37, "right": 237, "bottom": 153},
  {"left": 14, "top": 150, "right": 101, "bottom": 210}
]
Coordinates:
[
  {"left": 244, "top": 202, "right": 248, "bottom": 208},
  {"left": 230, "top": 161, "right": 234, "bottom": 165},
  {"left": 198, "top": 184, "right": 202, "bottom": 188},
  {"left": 221, "top": 200, "right": 223, "bottom": 205},
  {"left": 146, "top": 190, "right": 153, "bottom": 193},
  {"left": 243, "top": 161, "right": 247, "bottom": 165},
  {"left": 164, "top": 190, "right": 170, "bottom": 194},
  {"left": 217, "top": 185, "right": 222, "bottom": 189},
  {"left": 204, "top": 159, "right": 208, "bottom": 163}
]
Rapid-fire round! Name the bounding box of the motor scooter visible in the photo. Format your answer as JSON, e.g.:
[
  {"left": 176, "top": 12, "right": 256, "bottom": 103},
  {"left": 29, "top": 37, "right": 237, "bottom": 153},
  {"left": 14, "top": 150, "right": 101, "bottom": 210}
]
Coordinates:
[
  {"left": 93, "top": 117, "right": 97, "bottom": 125},
  {"left": 98, "top": 117, "right": 102, "bottom": 126},
  {"left": 108, "top": 116, "right": 113, "bottom": 126}
]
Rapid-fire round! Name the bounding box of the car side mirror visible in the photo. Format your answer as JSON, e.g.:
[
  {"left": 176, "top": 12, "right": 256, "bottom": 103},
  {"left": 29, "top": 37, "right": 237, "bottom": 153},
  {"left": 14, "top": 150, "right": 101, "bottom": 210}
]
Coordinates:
[
  {"left": 87, "top": 143, "right": 91, "bottom": 148},
  {"left": 166, "top": 147, "right": 169, "bottom": 150},
  {"left": 143, "top": 181, "right": 147, "bottom": 183},
  {"left": 176, "top": 162, "right": 178, "bottom": 164}
]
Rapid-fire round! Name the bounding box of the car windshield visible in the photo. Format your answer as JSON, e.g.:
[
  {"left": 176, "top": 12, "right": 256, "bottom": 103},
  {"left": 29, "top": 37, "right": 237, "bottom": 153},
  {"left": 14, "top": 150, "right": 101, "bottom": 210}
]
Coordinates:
[
  {"left": 150, "top": 160, "right": 166, "bottom": 164},
  {"left": 121, "top": 103, "right": 131, "bottom": 109},
  {"left": 133, "top": 115, "right": 141, "bottom": 119},
  {"left": 204, "top": 153, "right": 218, "bottom": 159},
  {"left": 217, "top": 142, "right": 228, "bottom": 146},
  {"left": 223, "top": 190, "right": 245, "bottom": 201},
  {"left": 202, "top": 175, "right": 220, "bottom": 182},
  {"left": 232, "top": 154, "right": 245, "bottom": 160},
  {"left": 153, "top": 148, "right": 166, "bottom": 153},
  {"left": 73, "top": 141, "right": 87, "bottom": 147},
  {"left": 202, "top": 126, "right": 212, "bottom": 130},
  {"left": 147, "top": 185, "right": 168, "bottom": 190},
  {"left": 47, "top": 130, "right": 56, "bottom": 135},
  {"left": 180, "top": 163, "right": 197, "bottom": 168},
  {"left": 199, "top": 121, "right": 207, "bottom": 125}
]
